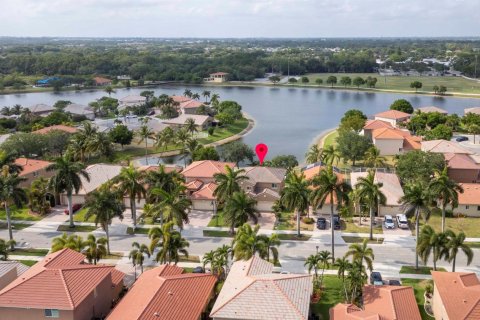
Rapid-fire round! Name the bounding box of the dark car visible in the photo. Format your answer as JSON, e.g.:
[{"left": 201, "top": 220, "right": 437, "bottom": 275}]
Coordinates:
[
  {"left": 333, "top": 215, "right": 341, "bottom": 230},
  {"left": 370, "top": 271, "right": 383, "bottom": 285},
  {"left": 388, "top": 280, "right": 402, "bottom": 286},
  {"left": 456, "top": 136, "right": 469, "bottom": 142},
  {"left": 64, "top": 204, "right": 82, "bottom": 215},
  {"left": 316, "top": 217, "right": 327, "bottom": 230},
  {"left": 192, "top": 266, "right": 205, "bottom": 273}
]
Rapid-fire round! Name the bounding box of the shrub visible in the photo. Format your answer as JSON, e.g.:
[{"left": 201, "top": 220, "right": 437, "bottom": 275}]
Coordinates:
[{"left": 302, "top": 217, "right": 314, "bottom": 224}]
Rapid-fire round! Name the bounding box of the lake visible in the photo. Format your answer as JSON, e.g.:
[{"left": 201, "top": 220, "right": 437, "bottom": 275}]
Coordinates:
[{"left": 1, "top": 85, "right": 479, "bottom": 162}]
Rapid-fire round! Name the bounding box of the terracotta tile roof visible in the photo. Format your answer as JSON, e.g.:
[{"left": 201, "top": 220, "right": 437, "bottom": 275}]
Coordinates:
[
  {"left": 403, "top": 136, "right": 422, "bottom": 150},
  {"left": 372, "top": 128, "right": 414, "bottom": 140},
  {"left": 182, "top": 160, "right": 235, "bottom": 180},
  {"left": 421, "top": 139, "right": 472, "bottom": 154},
  {"left": 432, "top": 271, "right": 480, "bottom": 320},
  {"left": 363, "top": 119, "right": 394, "bottom": 130},
  {"left": 465, "top": 107, "right": 480, "bottom": 115},
  {"left": 330, "top": 303, "right": 379, "bottom": 320},
  {"left": 93, "top": 76, "right": 111, "bottom": 85},
  {"left": 33, "top": 124, "right": 79, "bottom": 134},
  {"left": 191, "top": 182, "right": 217, "bottom": 200},
  {"left": 171, "top": 95, "right": 192, "bottom": 103},
  {"left": 0, "top": 249, "right": 124, "bottom": 310},
  {"left": 248, "top": 188, "right": 281, "bottom": 201},
  {"left": 417, "top": 106, "right": 448, "bottom": 114},
  {"left": 0, "top": 261, "right": 29, "bottom": 278},
  {"left": 363, "top": 285, "right": 421, "bottom": 320},
  {"left": 350, "top": 171, "right": 404, "bottom": 206},
  {"left": 374, "top": 110, "right": 411, "bottom": 120},
  {"left": 107, "top": 265, "right": 216, "bottom": 320},
  {"left": 445, "top": 153, "right": 480, "bottom": 170},
  {"left": 242, "top": 166, "right": 287, "bottom": 184},
  {"left": 181, "top": 100, "right": 204, "bottom": 110},
  {"left": 211, "top": 256, "right": 313, "bottom": 320},
  {"left": 458, "top": 183, "right": 480, "bottom": 205},
  {"left": 302, "top": 165, "right": 344, "bottom": 182},
  {"left": 14, "top": 157, "right": 52, "bottom": 176},
  {"left": 185, "top": 180, "right": 203, "bottom": 191}
]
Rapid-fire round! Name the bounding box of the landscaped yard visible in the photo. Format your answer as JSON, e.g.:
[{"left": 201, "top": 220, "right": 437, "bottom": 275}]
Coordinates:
[
  {"left": 72, "top": 208, "right": 96, "bottom": 223},
  {"left": 0, "top": 207, "right": 42, "bottom": 222},
  {"left": 310, "top": 275, "right": 344, "bottom": 320},
  {"left": 10, "top": 248, "right": 49, "bottom": 256},
  {"left": 417, "top": 214, "right": 480, "bottom": 238},
  {"left": 342, "top": 220, "right": 383, "bottom": 234},
  {"left": 207, "top": 210, "right": 228, "bottom": 227},
  {"left": 18, "top": 260, "right": 38, "bottom": 267},
  {"left": 401, "top": 278, "right": 435, "bottom": 320},
  {"left": 342, "top": 236, "right": 384, "bottom": 244},
  {"left": 0, "top": 222, "right": 32, "bottom": 230},
  {"left": 57, "top": 225, "right": 98, "bottom": 232},
  {"left": 277, "top": 233, "right": 312, "bottom": 241},
  {"left": 275, "top": 212, "right": 314, "bottom": 231},
  {"left": 203, "top": 230, "right": 233, "bottom": 238},
  {"left": 400, "top": 266, "right": 446, "bottom": 275},
  {"left": 198, "top": 118, "right": 250, "bottom": 144}
]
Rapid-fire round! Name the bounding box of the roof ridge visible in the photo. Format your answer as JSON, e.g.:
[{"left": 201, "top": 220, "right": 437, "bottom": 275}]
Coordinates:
[
  {"left": 464, "top": 299, "right": 480, "bottom": 319},
  {"left": 210, "top": 277, "right": 256, "bottom": 316},
  {"left": 271, "top": 277, "right": 308, "bottom": 319},
  {"left": 59, "top": 269, "right": 75, "bottom": 308}
]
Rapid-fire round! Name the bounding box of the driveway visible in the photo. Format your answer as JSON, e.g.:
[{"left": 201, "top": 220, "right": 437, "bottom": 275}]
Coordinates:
[
  {"left": 257, "top": 212, "right": 276, "bottom": 230},
  {"left": 188, "top": 210, "right": 213, "bottom": 227}
]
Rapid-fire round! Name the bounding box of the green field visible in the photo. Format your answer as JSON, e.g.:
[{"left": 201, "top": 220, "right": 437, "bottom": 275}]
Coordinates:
[
  {"left": 417, "top": 214, "right": 480, "bottom": 238},
  {"left": 304, "top": 73, "right": 480, "bottom": 95},
  {"left": 57, "top": 224, "right": 98, "bottom": 232},
  {"left": 0, "top": 207, "right": 42, "bottom": 222},
  {"left": 342, "top": 236, "right": 384, "bottom": 244},
  {"left": 400, "top": 266, "right": 446, "bottom": 275},
  {"left": 310, "top": 275, "right": 343, "bottom": 320}
]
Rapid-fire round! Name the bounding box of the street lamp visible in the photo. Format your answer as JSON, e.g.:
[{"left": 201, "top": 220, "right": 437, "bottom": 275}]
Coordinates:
[{"left": 316, "top": 245, "right": 319, "bottom": 254}]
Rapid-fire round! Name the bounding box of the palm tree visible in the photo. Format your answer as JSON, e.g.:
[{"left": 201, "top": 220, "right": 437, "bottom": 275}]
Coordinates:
[
  {"left": 155, "top": 127, "right": 176, "bottom": 152},
  {"left": 345, "top": 239, "right": 375, "bottom": 271},
  {"left": 145, "top": 165, "right": 184, "bottom": 199},
  {"left": 129, "top": 242, "right": 150, "bottom": 279},
  {"left": 202, "top": 90, "right": 211, "bottom": 102},
  {"left": 176, "top": 128, "right": 190, "bottom": 147},
  {"left": 224, "top": 191, "right": 259, "bottom": 234},
  {"left": 87, "top": 132, "right": 114, "bottom": 159},
  {"left": 310, "top": 166, "right": 351, "bottom": 260},
  {"left": 148, "top": 186, "right": 191, "bottom": 229},
  {"left": 231, "top": 223, "right": 265, "bottom": 261},
  {"left": 344, "top": 260, "right": 367, "bottom": 304},
  {"left": 192, "top": 93, "right": 200, "bottom": 100},
  {"left": 317, "top": 250, "right": 333, "bottom": 288},
  {"left": 148, "top": 222, "right": 172, "bottom": 258},
  {"left": 335, "top": 256, "right": 351, "bottom": 299},
  {"left": 48, "top": 157, "right": 90, "bottom": 228},
  {"left": 0, "top": 238, "right": 15, "bottom": 260},
  {"left": 0, "top": 150, "right": 22, "bottom": 174},
  {"left": 185, "top": 118, "right": 198, "bottom": 136},
  {"left": 163, "top": 231, "right": 189, "bottom": 264},
  {"left": 104, "top": 86, "right": 115, "bottom": 96},
  {"left": 181, "top": 138, "right": 201, "bottom": 165},
  {"left": 83, "top": 188, "right": 125, "bottom": 254},
  {"left": 213, "top": 166, "right": 248, "bottom": 204},
  {"left": 355, "top": 171, "right": 386, "bottom": 240},
  {"left": 137, "top": 125, "right": 153, "bottom": 164},
  {"left": 305, "top": 145, "right": 323, "bottom": 164},
  {"left": 210, "top": 93, "right": 220, "bottom": 107},
  {"left": 280, "top": 170, "right": 310, "bottom": 237},
  {"left": 258, "top": 233, "right": 280, "bottom": 263},
  {"left": 0, "top": 167, "right": 28, "bottom": 249},
  {"left": 429, "top": 167, "right": 463, "bottom": 232},
  {"left": 51, "top": 233, "right": 85, "bottom": 252},
  {"left": 364, "top": 147, "right": 387, "bottom": 168},
  {"left": 322, "top": 145, "right": 341, "bottom": 166},
  {"left": 83, "top": 234, "right": 107, "bottom": 265},
  {"left": 445, "top": 230, "right": 473, "bottom": 272},
  {"left": 417, "top": 225, "right": 449, "bottom": 271},
  {"left": 215, "top": 244, "right": 232, "bottom": 275},
  {"left": 305, "top": 253, "right": 321, "bottom": 279},
  {"left": 28, "top": 177, "right": 51, "bottom": 215},
  {"left": 114, "top": 165, "right": 146, "bottom": 228},
  {"left": 400, "top": 183, "right": 432, "bottom": 270},
  {"left": 183, "top": 89, "right": 192, "bottom": 98}
]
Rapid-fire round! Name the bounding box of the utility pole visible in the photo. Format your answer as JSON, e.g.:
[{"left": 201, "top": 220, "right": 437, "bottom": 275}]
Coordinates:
[{"left": 475, "top": 54, "right": 478, "bottom": 79}]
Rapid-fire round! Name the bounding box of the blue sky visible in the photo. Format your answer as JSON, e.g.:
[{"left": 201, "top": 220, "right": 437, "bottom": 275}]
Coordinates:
[{"left": 2, "top": 0, "right": 479, "bottom": 37}]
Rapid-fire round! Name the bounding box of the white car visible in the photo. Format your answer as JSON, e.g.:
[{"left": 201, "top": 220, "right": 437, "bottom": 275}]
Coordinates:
[
  {"left": 384, "top": 215, "right": 395, "bottom": 229},
  {"left": 396, "top": 214, "right": 409, "bottom": 229}
]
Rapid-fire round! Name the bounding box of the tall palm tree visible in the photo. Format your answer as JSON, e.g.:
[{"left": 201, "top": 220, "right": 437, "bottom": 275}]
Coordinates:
[
  {"left": 104, "top": 86, "right": 115, "bottom": 96},
  {"left": 84, "top": 234, "right": 107, "bottom": 265},
  {"left": 185, "top": 118, "right": 197, "bottom": 136},
  {"left": 51, "top": 233, "right": 85, "bottom": 252},
  {"left": 148, "top": 186, "right": 191, "bottom": 229},
  {"left": 28, "top": 177, "right": 51, "bottom": 215},
  {"left": 429, "top": 167, "right": 463, "bottom": 232},
  {"left": 224, "top": 191, "right": 259, "bottom": 234},
  {"left": 355, "top": 171, "right": 386, "bottom": 240},
  {"left": 399, "top": 183, "right": 432, "bottom": 270},
  {"left": 213, "top": 166, "right": 248, "bottom": 204},
  {"left": 114, "top": 165, "right": 146, "bottom": 228},
  {"left": 317, "top": 250, "right": 333, "bottom": 288},
  {"left": 322, "top": 145, "right": 341, "bottom": 166},
  {"left": 417, "top": 225, "right": 449, "bottom": 271},
  {"left": 0, "top": 238, "right": 15, "bottom": 261},
  {"left": 0, "top": 167, "right": 28, "bottom": 249},
  {"left": 87, "top": 132, "right": 114, "bottom": 159},
  {"left": 310, "top": 166, "right": 351, "bottom": 260},
  {"left": 183, "top": 89, "right": 192, "bottom": 98},
  {"left": 47, "top": 156, "right": 90, "bottom": 228},
  {"left": 258, "top": 233, "right": 280, "bottom": 263},
  {"left": 344, "top": 260, "right": 367, "bottom": 304},
  {"left": 210, "top": 93, "right": 220, "bottom": 108},
  {"left": 364, "top": 146, "right": 387, "bottom": 168},
  {"left": 176, "top": 128, "right": 190, "bottom": 147},
  {"left": 83, "top": 188, "right": 125, "bottom": 254},
  {"left": 155, "top": 127, "right": 176, "bottom": 152},
  {"left": 181, "top": 138, "right": 201, "bottom": 165},
  {"left": 148, "top": 222, "right": 172, "bottom": 257},
  {"left": 445, "top": 230, "right": 473, "bottom": 272},
  {"left": 305, "top": 253, "right": 321, "bottom": 279},
  {"left": 334, "top": 256, "right": 351, "bottom": 299},
  {"left": 192, "top": 93, "right": 200, "bottom": 100},
  {"left": 231, "top": 223, "right": 265, "bottom": 261},
  {"left": 280, "top": 170, "right": 310, "bottom": 237},
  {"left": 163, "top": 231, "right": 189, "bottom": 264},
  {"left": 129, "top": 242, "right": 150, "bottom": 279},
  {"left": 305, "top": 145, "right": 323, "bottom": 164},
  {"left": 145, "top": 165, "right": 184, "bottom": 200},
  {"left": 137, "top": 125, "right": 153, "bottom": 164},
  {"left": 345, "top": 239, "right": 375, "bottom": 271},
  {"left": 202, "top": 90, "right": 211, "bottom": 103}
]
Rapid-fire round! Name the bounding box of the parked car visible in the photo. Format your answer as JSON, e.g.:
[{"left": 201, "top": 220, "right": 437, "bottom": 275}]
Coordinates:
[
  {"left": 396, "top": 214, "right": 409, "bottom": 229},
  {"left": 370, "top": 271, "right": 383, "bottom": 285},
  {"left": 456, "top": 136, "right": 468, "bottom": 142},
  {"left": 192, "top": 266, "right": 205, "bottom": 274},
  {"left": 384, "top": 215, "right": 395, "bottom": 229},
  {"left": 333, "top": 215, "right": 341, "bottom": 230},
  {"left": 388, "top": 280, "right": 402, "bottom": 286},
  {"left": 316, "top": 217, "right": 327, "bottom": 230},
  {"left": 64, "top": 204, "right": 82, "bottom": 215}
]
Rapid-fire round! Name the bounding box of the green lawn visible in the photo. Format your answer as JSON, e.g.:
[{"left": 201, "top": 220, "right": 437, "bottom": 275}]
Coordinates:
[
  {"left": 342, "top": 236, "right": 384, "bottom": 244},
  {"left": 466, "top": 242, "right": 480, "bottom": 248},
  {"left": 134, "top": 227, "right": 151, "bottom": 235},
  {"left": 178, "top": 255, "right": 201, "bottom": 263},
  {"left": 0, "top": 222, "right": 32, "bottom": 230},
  {"left": 72, "top": 208, "right": 96, "bottom": 223},
  {"left": 203, "top": 230, "right": 233, "bottom": 238},
  {"left": 400, "top": 266, "right": 446, "bottom": 275},
  {"left": 10, "top": 248, "right": 49, "bottom": 256},
  {"left": 401, "top": 278, "right": 435, "bottom": 320},
  {"left": 310, "top": 275, "right": 344, "bottom": 320},
  {"left": 322, "top": 130, "right": 338, "bottom": 148},
  {"left": 277, "top": 233, "right": 312, "bottom": 241},
  {"left": 0, "top": 207, "right": 42, "bottom": 221},
  {"left": 304, "top": 73, "right": 480, "bottom": 95},
  {"left": 198, "top": 118, "right": 250, "bottom": 144},
  {"left": 207, "top": 210, "right": 228, "bottom": 227},
  {"left": 418, "top": 214, "right": 480, "bottom": 238},
  {"left": 342, "top": 220, "right": 383, "bottom": 234},
  {"left": 18, "top": 260, "right": 38, "bottom": 267},
  {"left": 104, "top": 252, "right": 124, "bottom": 260},
  {"left": 275, "top": 212, "right": 314, "bottom": 231},
  {"left": 57, "top": 225, "right": 98, "bottom": 232}
]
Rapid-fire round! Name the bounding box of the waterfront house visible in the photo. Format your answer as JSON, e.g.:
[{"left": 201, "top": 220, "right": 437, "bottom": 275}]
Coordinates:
[
  {"left": 204, "top": 72, "right": 229, "bottom": 83},
  {"left": 0, "top": 249, "right": 124, "bottom": 320},
  {"left": 182, "top": 161, "right": 235, "bottom": 184},
  {"left": 93, "top": 76, "right": 112, "bottom": 86},
  {"left": 330, "top": 285, "right": 421, "bottom": 320},
  {"left": 162, "top": 114, "right": 212, "bottom": 131},
  {"left": 64, "top": 103, "right": 95, "bottom": 120},
  {"left": 361, "top": 119, "right": 394, "bottom": 140},
  {"left": 28, "top": 103, "right": 55, "bottom": 117},
  {"left": 0, "top": 262, "right": 28, "bottom": 291},
  {"left": 14, "top": 157, "right": 53, "bottom": 187},
  {"left": 107, "top": 265, "right": 216, "bottom": 320},
  {"left": 118, "top": 95, "right": 147, "bottom": 110},
  {"left": 210, "top": 256, "right": 312, "bottom": 320},
  {"left": 371, "top": 127, "right": 421, "bottom": 155},
  {"left": 421, "top": 139, "right": 472, "bottom": 154},
  {"left": 373, "top": 110, "right": 411, "bottom": 127},
  {"left": 431, "top": 271, "right": 480, "bottom": 320},
  {"left": 417, "top": 106, "right": 448, "bottom": 114},
  {"left": 170, "top": 95, "right": 206, "bottom": 114}
]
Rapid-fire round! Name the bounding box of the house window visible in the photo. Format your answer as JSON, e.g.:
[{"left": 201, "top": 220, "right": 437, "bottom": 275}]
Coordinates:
[
  {"left": 477, "top": 206, "right": 480, "bottom": 211},
  {"left": 271, "top": 183, "right": 278, "bottom": 189},
  {"left": 45, "top": 309, "right": 59, "bottom": 318},
  {"left": 466, "top": 205, "right": 470, "bottom": 209},
  {"left": 33, "top": 171, "right": 39, "bottom": 177}
]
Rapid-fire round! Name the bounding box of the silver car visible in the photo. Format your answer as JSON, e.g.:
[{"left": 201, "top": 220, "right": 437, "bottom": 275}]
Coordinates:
[
  {"left": 384, "top": 215, "right": 395, "bottom": 229},
  {"left": 396, "top": 214, "right": 409, "bottom": 229}
]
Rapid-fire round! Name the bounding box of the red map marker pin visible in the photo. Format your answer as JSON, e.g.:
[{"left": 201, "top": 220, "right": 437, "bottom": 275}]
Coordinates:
[{"left": 255, "top": 143, "right": 268, "bottom": 165}]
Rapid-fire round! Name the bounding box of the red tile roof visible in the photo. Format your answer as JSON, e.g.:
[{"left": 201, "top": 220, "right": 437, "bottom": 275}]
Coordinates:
[
  {"left": 185, "top": 180, "right": 204, "bottom": 191},
  {"left": 171, "top": 95, "right": 192, "bottom": 103},
  {"left": 191, "top": 182, "right": 217, "bottom": 200},
  {"left": 14, "top": 157, "right": 52, "bottom": 176},
  {"left": 445, "top": 153, "right": 480, "bottom": 170},
  {"left": 182, "top": 161, "right": 235, "bottom": 180},
  {"left": 363, "top": 119, "right": 394, "bottom": 130},
  {"left": 33, "top": 125, "right": 78, "bottom": 134},
  {"left": 0, "top": 249, "right": 124, "bottom": 310},
  {"left": 93, "top": 76, "right": 112, "bottom": 85},
  {"left": 374, "top": 110, "right": 411, "bottom": 120},
  {"left": 432, "top": 271, "right": 480, "bottom": 320},
  {"left": 107, "top": 265, "right": 216, "bottom": 320},
  {"left": 458, "top": 183, "right": 480, "bottom": 205}
]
